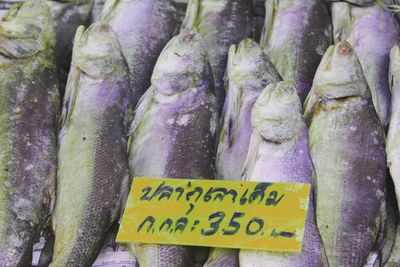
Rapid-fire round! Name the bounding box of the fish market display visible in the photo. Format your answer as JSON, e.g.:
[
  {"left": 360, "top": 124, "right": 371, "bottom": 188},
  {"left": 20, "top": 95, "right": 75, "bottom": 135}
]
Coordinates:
[
  {"left": 239, "top": 81, "right": 328, "bottom": 266},
  {"left": 304, "top": 42, "right": 387, "bottom": 266},
  {"left": 101, "top": 0, "right": 177, "bottom": 108},
  {"left": 216, "top": 38, "right": 281, "bottom": 182},
  {"left": 0, "top": 0, "right": 59, "bottom": 266},
  {"left": 127, "top": 31, "right": 217, "bottom": 267},
  {"left": 331, "top": 1, "right": 400, "bottom": 128},
  {"left": 205, "top": 38, "right": 280, "bottom": 267},
  {"left": 261, "top": 0, "right": 331, "bottom": 103},
  {"left": 51, "top": 23, "right": 131, "bottom": 266},
  {"left": 181, "top": 0, "right": 254, "bottom": 112}
]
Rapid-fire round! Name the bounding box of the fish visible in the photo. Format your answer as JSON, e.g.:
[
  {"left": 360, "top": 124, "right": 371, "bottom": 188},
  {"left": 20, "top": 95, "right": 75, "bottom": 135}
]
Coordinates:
[
  {"left": 260, "top": 0, "right": 332, "bottom": 103},
  {"left": 180, "top": 0, "right": 254, "bottom": 112},
  {"left": 331, "top": 1, "right": 400, "bottom": 128},
  {"left": 216, "top": 38, "right": 281, "bottom": 182},
  {"left": 0, "top": 0, "right": 59, "bottom": 266},
  {"left": 238, "top": 81, "right": 328, "bottom": 267},
  {"left": 127, "top": 31, "right": 217, "bottom": 267},
  {"left": 304, "top": 41, "right": 387, "bottom": 266},
  {"left": 101, "top": 0, "right": 177, "bottom": 109},
  {"left": 385, "top": 45, "right": 400, "bottom": 266},
  {"left": 47, "top": 0, "right": 92, "bottom": 90},
  {"left": 50, "top": 23, "right": 131, "bottom": 266},
  {"left": 0, "top": 0, "right": 92, "bottom": 91},
  {"left": 209, "top": 38, "right": 281, "bottom": 267}
]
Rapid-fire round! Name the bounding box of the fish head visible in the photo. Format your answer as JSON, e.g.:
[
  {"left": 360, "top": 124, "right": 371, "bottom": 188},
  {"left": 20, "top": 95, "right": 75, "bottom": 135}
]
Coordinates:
[
  {"left": 251, "top": 81, "right": 305, "bottom": 143},
  {"left": 227, "top": 38, "right": 280, "bottom": 91},
  {"left": 313, "top": 41, "right": 370, "bottom": 100},
  {"left": 0, "top": 0, "right": 55, "bottom": 61},
  {"left": 151, "top": 31, "right": 214, "bottom": 96},
  {"left": 74, "top": 23, "right": 127, "bottom": 80}
]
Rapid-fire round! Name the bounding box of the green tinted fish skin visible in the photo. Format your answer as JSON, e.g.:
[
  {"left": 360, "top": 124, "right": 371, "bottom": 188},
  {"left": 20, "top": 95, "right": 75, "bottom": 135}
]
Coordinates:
[
  {"left": 101, "top": 0, "right": 177, "bottom": 109},
  {"left": 0, "top": 0, "right": 92, "bottom": 89},
  {"left": 304, "top": 42, "right": 387, "bottom": 266},
  {"left": 239, "top": 81, "right": 328, "bottom": 267},
  {"left": 0, "top": 1, "right": 59, "bottom": 266},
  {"left": 331, "top": 2, "right": 399, "bottom": 128},
  {"left": 261, "top": 0, "right": 332, "bottom": 103},
  {"left": 51, "top": 23, "right": 131, "bottom": 267},
  {"left": 386, "top": 45, "right": 400, "bottom": 266},
  {"left": 128, "top": 31, "right": 217, "bottom": 267},
  {"left": 181, "top": 0, "right": 254, "bottom": 113}
]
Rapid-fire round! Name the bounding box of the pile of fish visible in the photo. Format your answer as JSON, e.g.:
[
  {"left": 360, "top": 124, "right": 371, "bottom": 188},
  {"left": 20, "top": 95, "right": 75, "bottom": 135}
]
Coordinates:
[{"left": 2, "top": 0, "right": 400, "bottom": 266}]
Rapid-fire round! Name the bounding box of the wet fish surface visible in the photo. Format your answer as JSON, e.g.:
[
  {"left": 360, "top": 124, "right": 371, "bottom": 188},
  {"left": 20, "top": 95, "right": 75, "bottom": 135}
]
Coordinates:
[
  {"left": 0, "top": 1, "right": 59, "bottom": 266},
  {"left": 51, "top": 23, "right": 131, "bottom": 266},
  {"left": 304, "top": 42, "right": 387, "bottom": 266},
  {"left": 127, "top": 31, "right": 218, "bottom": 267}
]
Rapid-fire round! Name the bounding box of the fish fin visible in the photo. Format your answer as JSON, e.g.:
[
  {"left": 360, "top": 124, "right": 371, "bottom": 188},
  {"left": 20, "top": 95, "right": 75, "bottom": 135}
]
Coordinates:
[
  {"left": 260, "top": 0, "right": 276, "bottom": 48},
  {"left": 59, "top": 26, "right": 85, "bottom": 130},
  {"left": 100, "top": 0, "right": 120, "bottom": 21},
  {"left": 180, "top": 0, "right": 200, "bottom": 32},
  {"left": 220, "top": 44, "right": 242, "bottom": 147},
  {"left": 240, "top": 133, "right": 262, "bottom": 182},
  {"left": 331, "top": 2, "right": 352, "bottom": 44},
  {"left": 303, "top": 85, "right": 320, "bottom": 127},
  {"left": 127, "top": 87, "right": 155, "bottom": 156}
]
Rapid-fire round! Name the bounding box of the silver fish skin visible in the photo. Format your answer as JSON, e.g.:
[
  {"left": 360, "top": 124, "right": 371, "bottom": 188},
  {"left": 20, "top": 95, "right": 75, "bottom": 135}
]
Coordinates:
[
  {"left": 238, "top": 81, "right": 328, "bottom": 267},
  {"left": 304, "top": 42, "right": 387, "bottom": 266},
  {"left": 216, "top": 38, "right": 281, "bottom": 182},
  {"left": 127, "top": 31, "right": 217, "bottom": 267},
  {"left": 101, "top": 0, "right": 177, "bottom": 109},
  {"left": 0, "top": 1, "right": 59, "bottom": 266},
  {"left": 181, "top": 0, "right": 254, "bottom": 112},
  {"left": 261, "top": 0, "right": 332, "bottom": 103},
  {"left": 51, "top": 23, "right": 131, "bottom": 267},
  {"left": 386, "top": 45, "right": 400, "bottom": 266},
  {"left": 331, "top": 2, "right": 400, "bottom": 128}
]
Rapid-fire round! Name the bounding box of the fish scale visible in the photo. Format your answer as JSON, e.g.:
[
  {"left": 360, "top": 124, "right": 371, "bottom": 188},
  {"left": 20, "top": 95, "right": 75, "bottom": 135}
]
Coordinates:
[
  {"left": 51, "top": 23, "right": 131, "bottom": 267},
  {"left": 127, "top": 31, "right": 217, "bottom": 267},
  {"left": 0, "top": 1, "right": 59, "bottom": 266}
]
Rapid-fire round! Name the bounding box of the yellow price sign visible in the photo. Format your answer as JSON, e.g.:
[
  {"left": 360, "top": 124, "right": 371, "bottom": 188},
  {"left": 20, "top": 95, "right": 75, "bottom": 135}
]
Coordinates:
[{"left": 117, "top": 178, "right": 310, "bottom": 252}]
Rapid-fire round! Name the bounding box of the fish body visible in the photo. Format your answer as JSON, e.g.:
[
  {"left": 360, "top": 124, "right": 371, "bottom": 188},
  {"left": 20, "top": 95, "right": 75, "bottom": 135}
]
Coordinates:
[
  {"left": 181, "top": 0, "right": 254, "bottom": 112},
  {"left": 304, "top": 42, "right": 387, "bottom": 266},
  {"left": 216, "top": 38, "right": 281, "bottom": 182},
  {"left": 102, "top": 0, "right": 177, "bottom": 108},
  {"left": 47, "top": 0, "right": 92, "bottom": 88},
  {"left": 331, "top": 2, "right": 400, "bottom": 128},
  {"left": 386, "top": 45, "right": 400, "bottom": 266},
  {"left": 128, "top": 31, "right": 217, "bottom": 267},
  {"left": 239, "top": 81, "right": 328, "bottom": 267},
  {"left": 261, "top": 0, "right": 332, "bottom": 103},
  {"left": 0, "top": 1, "right": 59, "bottom": 266},
  {"left": 51, "top": 23, "right": 131, "bottom": 266}
]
